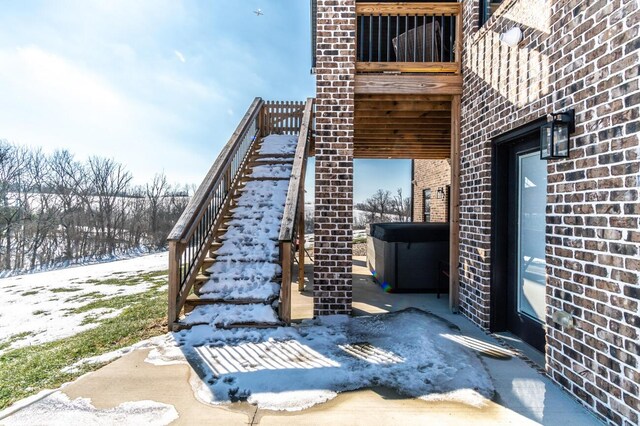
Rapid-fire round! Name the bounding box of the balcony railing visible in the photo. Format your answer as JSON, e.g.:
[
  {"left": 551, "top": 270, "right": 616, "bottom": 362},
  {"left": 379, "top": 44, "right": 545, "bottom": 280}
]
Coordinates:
[{"left": 356, "top": 2, "right": 462, "bottom": 74}]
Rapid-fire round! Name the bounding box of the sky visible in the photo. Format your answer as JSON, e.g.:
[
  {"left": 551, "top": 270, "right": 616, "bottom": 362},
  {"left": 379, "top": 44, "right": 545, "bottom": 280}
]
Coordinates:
[{"left": 0, "top": 0, "right": 410, "bottom": 203}]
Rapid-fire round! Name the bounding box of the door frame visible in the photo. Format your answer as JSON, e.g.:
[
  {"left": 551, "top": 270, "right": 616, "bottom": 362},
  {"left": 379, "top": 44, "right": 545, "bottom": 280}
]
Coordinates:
[{"left": 490, "top": 118, "right": 547, "bottom": 335}]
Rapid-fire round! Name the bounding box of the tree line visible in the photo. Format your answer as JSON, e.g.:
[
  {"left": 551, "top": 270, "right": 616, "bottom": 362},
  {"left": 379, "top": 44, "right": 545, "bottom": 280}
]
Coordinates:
[
  {"left": 355, "top": 188, "right": 412, "bottom": 226},
  {"left": 301, "top": 188, "right": 412, "bottom": 235},
  {"left": 0, "top": 140, "right": 192, "bottom": 272}
]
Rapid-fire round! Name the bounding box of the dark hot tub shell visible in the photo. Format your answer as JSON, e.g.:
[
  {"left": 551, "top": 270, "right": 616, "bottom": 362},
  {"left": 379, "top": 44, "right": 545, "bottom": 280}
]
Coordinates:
[{"left": 366, "top": 222, "right": 450, "bottom": 293}]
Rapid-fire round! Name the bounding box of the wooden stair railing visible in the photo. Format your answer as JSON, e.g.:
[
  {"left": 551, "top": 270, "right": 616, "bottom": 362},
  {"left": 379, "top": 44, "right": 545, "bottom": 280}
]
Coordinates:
[
  {"left": 277, "top": 98, "right": 315, "bottom": 324},
  {"left": 167, "top": 97, "right": 263, "bottom": 330},
  {"left": 167, "top": 98, "right": 311, "bottom": 330}
]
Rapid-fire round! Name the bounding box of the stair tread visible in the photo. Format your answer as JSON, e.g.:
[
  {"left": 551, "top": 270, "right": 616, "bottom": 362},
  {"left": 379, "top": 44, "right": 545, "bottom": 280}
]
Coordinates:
[
  {"left": 180, "top": 303, "right": 280, "bottom": 327},
  {"left": 198, "top": 277, "right": 280, "bottom": 301},
  {"left": 186, "top": 294, "right": 276, "bottom": 305}
]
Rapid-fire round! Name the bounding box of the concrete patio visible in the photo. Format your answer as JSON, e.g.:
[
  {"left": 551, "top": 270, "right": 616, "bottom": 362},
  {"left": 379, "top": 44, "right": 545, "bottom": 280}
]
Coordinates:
[{"left": 1, "top": 256, "right": 604, "bottom": 425}]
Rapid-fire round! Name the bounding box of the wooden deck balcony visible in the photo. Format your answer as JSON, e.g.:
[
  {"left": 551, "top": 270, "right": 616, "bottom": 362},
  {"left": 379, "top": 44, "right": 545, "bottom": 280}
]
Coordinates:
[
  {"left": 356, "top": 2, "right": 462, "bottom": 75},
  {"left": 353, "top": 3, "right": 463, "bottom": 160}
]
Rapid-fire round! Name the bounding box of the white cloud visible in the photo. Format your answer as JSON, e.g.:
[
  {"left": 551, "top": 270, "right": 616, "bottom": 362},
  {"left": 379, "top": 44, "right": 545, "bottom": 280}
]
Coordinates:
[
  {"left": 174, "top": 50, "right": 186, "bottom": 63},
  {"left": 0, "top": 46, "right": 211, "bottom": 185}
]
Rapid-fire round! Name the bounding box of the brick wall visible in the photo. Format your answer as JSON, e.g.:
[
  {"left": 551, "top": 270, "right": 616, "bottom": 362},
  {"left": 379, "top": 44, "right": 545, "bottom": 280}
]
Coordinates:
[
  {"left": 313, "top": 0, "right": 356, "bottom": 316},
  {"left": 460, "top": 0, "right": 639, "bottom": 424},
  {"left": 412, "top": 159, "right": 451, "bottom": 222}
]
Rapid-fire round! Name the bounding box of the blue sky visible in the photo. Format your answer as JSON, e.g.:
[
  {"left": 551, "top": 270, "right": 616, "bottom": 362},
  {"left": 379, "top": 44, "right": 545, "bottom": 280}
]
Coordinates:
[{"left": 0, "top": 0, "right": 410, "bottom": 203}]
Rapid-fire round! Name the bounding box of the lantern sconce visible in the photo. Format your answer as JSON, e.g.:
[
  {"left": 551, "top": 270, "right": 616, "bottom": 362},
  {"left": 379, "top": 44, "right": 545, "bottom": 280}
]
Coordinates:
[
  {"left": 436, "top": 187, "right": 445, "bottom": 199},
  {"left": 540, "top": 109, "right": 575, "bottom": 160}
]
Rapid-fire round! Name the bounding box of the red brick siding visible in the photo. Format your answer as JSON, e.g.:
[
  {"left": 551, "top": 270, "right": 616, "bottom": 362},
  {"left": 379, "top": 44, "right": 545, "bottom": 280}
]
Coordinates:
[
  {"left": 313, "top": 0, "right": 356, "bottom": 316},
  {"left": 412, "top": 159, "right": 451, "bottom": 222},
  {"left": 461, "top": 0, "right": 640, "bottom": 424}
]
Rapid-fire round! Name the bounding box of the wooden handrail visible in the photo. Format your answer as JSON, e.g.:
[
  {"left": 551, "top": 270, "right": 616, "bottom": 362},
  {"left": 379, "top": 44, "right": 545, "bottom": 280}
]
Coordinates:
[
  {"left": 279, "top": 98, "right": 315, "bottom": 242},
  {"left": 167, "top": 97, "right": 263, "bottom": 329},
  {"left": 356, "top": 2, "right": 461, "bottom": 16},
  {"left": 167, "top": 97, "right": 311, "bottom": 330},
  {"left": 168, "top": 97, "right": 263, "bottom": 243},
  {"left": 278, "top": 98, "right": 314, "bottom": 325}
]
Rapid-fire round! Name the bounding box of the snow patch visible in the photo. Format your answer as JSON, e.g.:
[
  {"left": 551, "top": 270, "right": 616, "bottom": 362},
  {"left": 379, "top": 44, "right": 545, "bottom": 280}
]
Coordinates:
[
  {"left": 0, "top": 253, "right": 167, "bottom": 353},
  {"left": 258, "top": 135, "right": 298, "bottom": 156},
  {"left": 181, "top": 304, "right": 280, "bottom": 327},
  {"left": 0, "top": 392, "right": 178, "bottom": 425},
  {"left": 148, "top": 309, "right": 495, "bottom": 411}
]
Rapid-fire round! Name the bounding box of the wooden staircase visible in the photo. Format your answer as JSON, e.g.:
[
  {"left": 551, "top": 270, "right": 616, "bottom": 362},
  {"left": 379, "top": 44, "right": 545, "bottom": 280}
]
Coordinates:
[{"left": 167, "top": 98, "right": 314, "bottom": 331}]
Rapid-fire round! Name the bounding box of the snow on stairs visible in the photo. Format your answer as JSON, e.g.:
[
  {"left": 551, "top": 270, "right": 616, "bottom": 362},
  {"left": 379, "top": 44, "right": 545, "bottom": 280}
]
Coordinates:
[{"left": 177, "top": 135, "right": 299, "bottom": 330}]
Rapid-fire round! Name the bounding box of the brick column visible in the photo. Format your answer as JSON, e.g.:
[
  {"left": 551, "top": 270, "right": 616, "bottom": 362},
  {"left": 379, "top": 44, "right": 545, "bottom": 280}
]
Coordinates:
[{"left": 313, "top": 0, "right": 356, "bottom": 316}]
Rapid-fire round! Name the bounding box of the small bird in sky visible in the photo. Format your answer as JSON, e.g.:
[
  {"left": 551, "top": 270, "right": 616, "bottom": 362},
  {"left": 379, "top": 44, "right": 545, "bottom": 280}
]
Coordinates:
[{"left": 253, "top": 8, "right": 264, "bottom": 16}]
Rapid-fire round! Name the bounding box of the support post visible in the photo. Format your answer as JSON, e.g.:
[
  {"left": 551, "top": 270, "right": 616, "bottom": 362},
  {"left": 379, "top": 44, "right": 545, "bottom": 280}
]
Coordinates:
[
  {"left": 167, "top": 241, "right": 180, "bottom": 331},
  {"left": 449, "top": 95, "right": 461, "bottom": 312},
  {"left": 280, "top": 242, "right": 292, "bottom": 324},
  {"left": 298, "top": 187, "right": 305, "bottom": 291}
]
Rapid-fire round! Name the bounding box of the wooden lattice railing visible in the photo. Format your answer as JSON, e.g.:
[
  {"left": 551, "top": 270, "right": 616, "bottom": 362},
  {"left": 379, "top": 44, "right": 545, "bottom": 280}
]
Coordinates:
[
  {"left": 277, "top": 98, "right": 315, "bottom": 324},
  {"left": 167, "top": 97, "right": 312, "bottom": 329}
]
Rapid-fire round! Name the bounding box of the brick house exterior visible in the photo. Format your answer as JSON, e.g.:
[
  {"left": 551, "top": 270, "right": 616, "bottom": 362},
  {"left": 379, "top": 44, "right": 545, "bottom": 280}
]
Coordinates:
[
  {"left": 314, "top": 1, "right": 639, "bottom": 424},
  {"left": 412, "top": 159, "right": 451, "bottom": 222},
  {"left": 459, "top": 1, "right": 639, "bottom": 424}
]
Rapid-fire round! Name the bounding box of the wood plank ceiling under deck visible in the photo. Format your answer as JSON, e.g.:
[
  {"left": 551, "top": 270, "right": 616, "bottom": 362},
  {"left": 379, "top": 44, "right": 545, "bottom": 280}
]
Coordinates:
[{"left": 354, "top": 94, "right": 452, "bottom": 159}]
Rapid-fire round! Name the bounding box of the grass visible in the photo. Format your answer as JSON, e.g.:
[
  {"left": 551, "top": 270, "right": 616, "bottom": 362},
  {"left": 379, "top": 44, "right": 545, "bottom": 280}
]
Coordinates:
[
  {"left": 50, "top": 287, "right": 81, "bottom": 293},
  {"left": 0, "top": 270, "right": 169, "bottom": 410},
  {"left": 64, "top": 291, "right": 104, "bottom": 304},
  {"left": 21, "top": 290, "right": 38, "bottom": 296},
  {"left": 353, "top": 236, "right": 367, "bottom": 244},
  {"left": 0, "top": 332, "right": 34, "bottom": 352},
  {"left": 84, "top": 270, "right": 167, "bottom": 286}
]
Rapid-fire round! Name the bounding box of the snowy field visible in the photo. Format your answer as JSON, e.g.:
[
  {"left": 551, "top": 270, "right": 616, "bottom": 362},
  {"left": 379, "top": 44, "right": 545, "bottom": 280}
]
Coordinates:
[{"left": 0, "top": 253, "right": 167, "bottom": 354}]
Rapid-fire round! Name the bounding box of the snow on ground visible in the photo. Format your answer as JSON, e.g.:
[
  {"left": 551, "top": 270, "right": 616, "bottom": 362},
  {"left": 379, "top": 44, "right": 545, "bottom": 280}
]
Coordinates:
[
  {"left": 0, "top": 253, "right": 167, "bottom": 354},
  {"left": 0, "top": 392, "right": 178, "bottom": 426},
  {"left": 147, "top": 308, "right": 495, "bottom": 411}
]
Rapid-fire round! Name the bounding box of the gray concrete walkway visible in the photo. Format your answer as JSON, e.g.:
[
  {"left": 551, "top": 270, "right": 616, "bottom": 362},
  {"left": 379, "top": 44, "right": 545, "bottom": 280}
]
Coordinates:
[{"left": 2, "top": 256, "right": 604, "bottom": 425}]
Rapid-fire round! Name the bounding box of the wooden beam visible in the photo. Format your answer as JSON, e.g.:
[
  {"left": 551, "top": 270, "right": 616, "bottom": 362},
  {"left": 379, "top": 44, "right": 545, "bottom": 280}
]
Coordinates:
[
  {"left": 449, "top": 95, "right": 461, "bottom": 313},
  {"left": 355, "top": 74, "right": 462, "bottom": 95},
  {"left": 355, "top": 111, "right": 452, "bottom": 119},
  {"left": 356, "top": 94, "right": 453, "bottom": 102},
  {"left": 356, "top": 62, "right": 459, "bottom": 74},
  {"left": 355, "top": 123, "right": 453, "bottom": 131},
  {"left": 356, "top": 2, "right": 461, "bottom": 16},
  {"left": 355, "top": 129, "right": 451, "bottom": 136},
  {"left": 355, "top": 101, "right": 451, "bottom": 112},
  {"left": 354, "top": 137, "right": 450, "bottom": 143},
  {"left": 354, "top": 152, "right": 450, "bottom": 159}
]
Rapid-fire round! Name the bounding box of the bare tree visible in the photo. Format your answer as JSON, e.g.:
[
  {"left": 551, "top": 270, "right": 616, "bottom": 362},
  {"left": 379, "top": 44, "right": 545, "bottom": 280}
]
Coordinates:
[
  {"left": 391, "top": 188, "right": 411, "bottom": 222},
  {"left": 0, "top": 141, "right": 191, "bottom": 273},
  {"left": 0, "top": 141, "right": 29, "bottom": 269},
  {"left": 146, "top": 172, "right": 169, "bottom": 248}
]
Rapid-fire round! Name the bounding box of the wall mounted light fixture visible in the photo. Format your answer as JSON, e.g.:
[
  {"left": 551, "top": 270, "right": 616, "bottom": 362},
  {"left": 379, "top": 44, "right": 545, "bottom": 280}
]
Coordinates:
[
  {"left": 540, "top": 109, "right": 575, "bottom": 160},
  {"left": 499, "top": 26, "right": 523, "bottom": 47},
  {"left": 436, "top": 187, "right": 445, "bottom": 199}
]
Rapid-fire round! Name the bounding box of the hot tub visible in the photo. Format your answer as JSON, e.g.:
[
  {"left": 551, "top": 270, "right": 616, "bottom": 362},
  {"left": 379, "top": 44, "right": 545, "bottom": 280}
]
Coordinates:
[{"left": 366, "top": 222, "right": 450, "bottom": 293}]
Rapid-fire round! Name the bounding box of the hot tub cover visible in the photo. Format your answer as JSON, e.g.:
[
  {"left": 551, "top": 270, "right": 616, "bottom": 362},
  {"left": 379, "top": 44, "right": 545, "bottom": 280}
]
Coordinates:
[{"left": 370, "top": 222, "right": 450, "bottom": 243}]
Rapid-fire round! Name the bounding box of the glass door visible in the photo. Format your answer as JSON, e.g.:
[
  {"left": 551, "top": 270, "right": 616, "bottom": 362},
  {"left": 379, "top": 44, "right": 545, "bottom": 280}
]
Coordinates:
[
  {"left": 516, "top": 152, "right": 547, "bottom": 324},
  {"left": 505, "top": 137, "right": 547, "bottom": 351}
]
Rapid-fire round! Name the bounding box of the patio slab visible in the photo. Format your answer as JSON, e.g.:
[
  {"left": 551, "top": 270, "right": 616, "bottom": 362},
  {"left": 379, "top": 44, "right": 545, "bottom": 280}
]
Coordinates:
[{"left": 2, "top": 256, "right": 604, "bottom": 425}]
